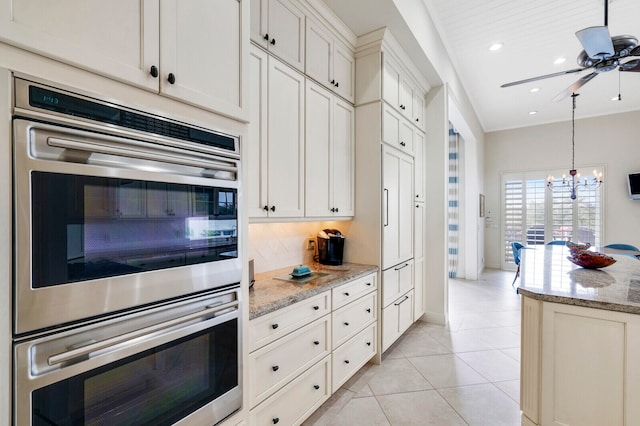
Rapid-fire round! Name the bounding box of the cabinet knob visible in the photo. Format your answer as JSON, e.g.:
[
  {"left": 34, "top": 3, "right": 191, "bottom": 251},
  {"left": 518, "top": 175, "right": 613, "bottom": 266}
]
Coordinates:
[
  {"left": 344, "top": 360, "right": 350, "bottom": 364},
  {"left": 366, "top": 341, "right": 372, "bottom": 346},
  {"left": 272, "top": 418, "right": 279, "bottom": 424},
  {"left": 344, "top": 322, "right": 350, "bottom": 326},
  {"left": 314, "top": 384, "right": 320, "bottom": 390},
  {"left": 335, "top": 207, "right": 339, "bottom": 212},
  {"left": 168, "top": 73, "right": 176, "bottom": 84},
  {"left": 366, "top": 308, "right": 371, "bottom": 313},
  {"left": 272, "top": 323, "right": 279, "bottom": 329},
  {"left": 366, "top": 282, "right": 372, "bottom": 286},
  {"left": 331, "top": 79, "right": 336, "bottom": 85},
  {"left": 270, "top": 38, "right": 276, "bottom": 45},
  {"left": 263, "top": 33, "right": 269, "bottom": 41},
  {"left": 416, "top": 118, "right": 420, "bottom": 122},
  {"left": 149, "top": 65, "right": 159, "bottom": 78},
  {"left": 344, "top": 292, "right": 349, "bottom": 297},
  {"left": 270, "top": 205, "right": 276, "bottom": 212},
  {"left": 330, "top": 207, "right": 335, "bottom": 213},
  {"left": 272, "top": 365, "right": 279, "bottom": 372},
  {"left": 400, "top": 141, "right": 406, "bottom": 147},
  {"left": 313, "top": 305, "right": 320, "bottom": 310},
  {"left": 400, "top": 104, "right": 405, "bottom": 109},
  {"left": 335, "top": 81, "right": 339, "bottom": 87},
  {"left": 313, "top": 340, "right": 320, "bottom": 345},
  {"left": 263, "top": 205, "right": 269, "bottom": 211}
]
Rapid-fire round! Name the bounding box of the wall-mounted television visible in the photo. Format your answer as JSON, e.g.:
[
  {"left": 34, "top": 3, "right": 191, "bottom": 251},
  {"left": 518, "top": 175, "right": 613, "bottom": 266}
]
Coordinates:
[{"left": 629, "top": 173, "right": 640, "bottom": 200}]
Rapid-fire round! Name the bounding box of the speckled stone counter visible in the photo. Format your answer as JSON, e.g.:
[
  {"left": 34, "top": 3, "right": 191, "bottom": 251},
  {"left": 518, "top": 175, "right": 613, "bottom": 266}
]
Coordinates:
[
  {"left": 249, "top": 262, "right": 378, "bottom": 320},
  {"left": 518, "top": 245, "right": 640, "bottom": 314}
]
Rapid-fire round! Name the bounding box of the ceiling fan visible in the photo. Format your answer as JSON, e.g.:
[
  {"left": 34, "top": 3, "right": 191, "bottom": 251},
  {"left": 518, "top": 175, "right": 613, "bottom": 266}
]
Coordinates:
[{"left": 501, "top": 0, "right": 640, "bottom": 101}]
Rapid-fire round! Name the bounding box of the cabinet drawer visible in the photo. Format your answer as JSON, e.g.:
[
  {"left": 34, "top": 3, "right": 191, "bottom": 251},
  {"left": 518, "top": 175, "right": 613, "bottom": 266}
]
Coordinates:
[
  {"left": 382, "top": 260, "right": 414, "bottom": 307},
  {"left": 250, "top": 355, "right": 331, "bottom": 426},
  {"left": 249, "top": 315, "right": 331, "bottom": 406},
  {"left": 382, "top": 290, "right": 414, "bottom": 352},
  {"left": 332, "top": 291, "right": 377, "bottom": 348},
  {"left": 332, "top": 323, "right": 377, "bottom": 390},
  {"left": 249, "top": 291, "right": 330, "bottom": 351},
  {"left": 332, "top": 272, "right": 377, "bottom": 309}
]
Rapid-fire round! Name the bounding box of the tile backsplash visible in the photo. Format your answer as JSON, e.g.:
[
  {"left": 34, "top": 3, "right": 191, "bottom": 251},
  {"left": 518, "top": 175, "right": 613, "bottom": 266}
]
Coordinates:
[{"left": 248, "top": 221, "right": 352, "bottom": 273}]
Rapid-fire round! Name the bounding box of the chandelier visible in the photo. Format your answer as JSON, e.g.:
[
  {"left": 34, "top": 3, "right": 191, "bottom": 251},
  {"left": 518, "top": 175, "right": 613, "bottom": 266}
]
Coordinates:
[{"left": 546, "top": 93, "right": 603, "bottom": 200}]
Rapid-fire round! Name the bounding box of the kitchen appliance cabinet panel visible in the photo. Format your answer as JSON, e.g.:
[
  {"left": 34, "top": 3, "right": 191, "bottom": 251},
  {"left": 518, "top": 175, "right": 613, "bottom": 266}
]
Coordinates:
[
  {"left": 332, "top": 291, "right": 377, "bottom": 348},
  {"left": 251, "top": 0, "right": 305, "bottom": 71},
  {"left": 305, "top": 18, "right": 354, "bottom": 103},
  {"left": 249, "top": 355, "right": 331, "bottom": 426},
  {"left": 382, "top": 290, "right": 413, "bottom": 352},
  {"left": 0, "top": 0, "right": 159, "bottom": 91},
  {"left": 305, "top": 81, "right": 354, "bottom": 218},
  {"left": 413, "top": 255, "right": 425, "bottom": 320},
  {"left": 382, "top": 259, "right": 414, "bottom": 308},
  {"left": 0, "top": 0, "right": 249, "bottom": 120},
  {"left": 249, "top": 314, "right": 330, "bottom": 407},
  {"left": 414, "top": 131, "right": 425, "bottom": 202},
  {"left": 248, "top": 45, "right": 305, "bottom": 219},
  {"left": 332, "top": 272, "right": 376, "bottom": 310},
  {"left": 382, "top": 146, "right": 414, "bottom": 269},
  {"left": 159, "top": 0, "right": 248, "bottom": 120},
  {"left": 248, "top": 291, "right": 330, "bottom": 352}
]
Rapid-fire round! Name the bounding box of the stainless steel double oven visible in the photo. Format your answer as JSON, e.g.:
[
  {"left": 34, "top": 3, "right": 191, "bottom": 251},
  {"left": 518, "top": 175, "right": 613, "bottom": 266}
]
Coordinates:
[{"left": 11, "top": 75, "right": 243, "bottom": 425}]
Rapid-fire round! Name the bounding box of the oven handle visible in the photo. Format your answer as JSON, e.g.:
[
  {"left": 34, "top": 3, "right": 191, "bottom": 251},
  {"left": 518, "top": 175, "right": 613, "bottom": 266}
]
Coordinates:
[
  {"left": 47, "top": 136, "right": 238, "bottom": 174},
  {"left": 47, "top": 300, "right": 238, "bottom": 366}
]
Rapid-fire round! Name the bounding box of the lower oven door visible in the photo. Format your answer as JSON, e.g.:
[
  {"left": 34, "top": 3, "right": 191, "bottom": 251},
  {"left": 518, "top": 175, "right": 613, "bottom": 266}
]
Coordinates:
[{"left": 14, "top": 288, "right": 242, "bottom": 426}]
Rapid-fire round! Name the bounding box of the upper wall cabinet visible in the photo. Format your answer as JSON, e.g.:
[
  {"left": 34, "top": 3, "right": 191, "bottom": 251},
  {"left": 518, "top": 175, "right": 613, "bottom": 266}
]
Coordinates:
[
  {"left": 305, "top": 18, "right": 355, "bottom": 103},
  {"left": 0, "top": 0, "right": 249, "bottom": 121},
  {"left": 251, "top": 0, "right": 305, "bottom": 72},
  {"left": 382, "top": 53, "right": 425, "bottom": 131}
]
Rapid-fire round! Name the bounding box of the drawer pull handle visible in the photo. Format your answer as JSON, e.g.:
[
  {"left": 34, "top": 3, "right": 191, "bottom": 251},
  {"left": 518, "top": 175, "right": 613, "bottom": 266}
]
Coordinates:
[
  {"left": 314, "top": 384, "right": 320, "bottom": 390},
  {"left": 394, "top": 263, "right": 409, "bottom": 271},
  {"left": 344, "top": 360, "right": 350, "bottom": 364},
  {"left": 344, "top": 292, "right": 350, "bottom": 296},
  {"left": 313, "top": 340, "right": 320, "bottom": 345},
  {"left": 272, "top": 323, "right": 279, "bottom": 330},
  {"left": 313, "top": 305, "right": 320, "bottom": 310},
  {"left": 272, "top": 365, "right": 279, "bottom": 372},
  {"left": 366, "top": 341, "right": 372, "bottom": 346},
  {"left": 394, "top": 295, "right": 410, "bottom": 306},
  {"left": 366, "top": 308, "right": 371, "bottom": 313},
  {"left": 273, "top": 418, "right": 280, "bottom": 424},
  {"left": 344, "top": 322, "right": 350, "bottom": 326}
]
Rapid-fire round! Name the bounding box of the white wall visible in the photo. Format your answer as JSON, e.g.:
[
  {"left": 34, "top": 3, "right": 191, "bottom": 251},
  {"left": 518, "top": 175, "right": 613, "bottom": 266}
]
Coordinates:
[{"left": 484, "top": 110, "right": 640, "bottom": 268}]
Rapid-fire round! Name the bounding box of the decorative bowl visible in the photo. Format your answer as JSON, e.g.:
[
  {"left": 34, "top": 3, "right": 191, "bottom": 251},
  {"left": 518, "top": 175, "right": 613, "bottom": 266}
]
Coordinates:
[
  {"left": 566, "top": 241, "right": 591, "bottom": 256},
  {"left": 567, "top": 250, "right": 616, "bottom": 269}
]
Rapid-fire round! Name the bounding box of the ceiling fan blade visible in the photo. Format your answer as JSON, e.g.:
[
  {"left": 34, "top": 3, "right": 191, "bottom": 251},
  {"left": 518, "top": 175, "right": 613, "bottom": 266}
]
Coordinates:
[
  {"left": 501, "top": 67, "right": 587, "bottom": 88},
  {"left": 552, "top": 72, "right": 598, "bottom": 102},
  {"left": 629, "top": 45, "right": 640, "bottom": 57},
  {"left": 620, "top": 60, "right": 640, "bottom": 72},
  {"left": 575, "top": 26, "right": 614, "bottom": 58}
]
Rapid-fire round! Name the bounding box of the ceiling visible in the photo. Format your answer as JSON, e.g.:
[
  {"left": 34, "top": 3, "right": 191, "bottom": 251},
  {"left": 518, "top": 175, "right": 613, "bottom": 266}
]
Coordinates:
[{"left": 324, "top": 0, "right": 640, "bottom": 132}]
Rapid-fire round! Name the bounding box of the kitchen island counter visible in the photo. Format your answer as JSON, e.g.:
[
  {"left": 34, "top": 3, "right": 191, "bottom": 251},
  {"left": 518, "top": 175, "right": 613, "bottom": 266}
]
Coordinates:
[{"left": 249, "top": 262, "right": 378, "bottom": 320}]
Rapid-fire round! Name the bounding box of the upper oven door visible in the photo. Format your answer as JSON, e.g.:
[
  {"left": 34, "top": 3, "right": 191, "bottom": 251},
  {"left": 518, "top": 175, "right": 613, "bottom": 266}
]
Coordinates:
[{"left": 13, "top": 118, "right": 242, "bottom": 335}]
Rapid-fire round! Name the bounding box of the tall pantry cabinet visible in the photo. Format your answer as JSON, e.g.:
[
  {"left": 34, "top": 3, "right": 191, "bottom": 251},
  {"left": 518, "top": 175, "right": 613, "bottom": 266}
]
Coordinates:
[{"left": 346, "top": 29, "right": 431, "bottom": 354}]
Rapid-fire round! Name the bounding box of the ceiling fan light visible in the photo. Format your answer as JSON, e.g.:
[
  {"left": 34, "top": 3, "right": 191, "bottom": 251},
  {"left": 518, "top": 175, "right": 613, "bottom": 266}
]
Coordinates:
[
  {"left": 528, "top": 111, "right": 538, "bottom": 115},
  {"left": 488, "top": 42, "right": 503, "bottom": 51},
  {"left": 530, "top": 87, "right": 540, "bottom": 93},
  {"left": 553, "top": 57, "right": 566, "bottom": 65}
]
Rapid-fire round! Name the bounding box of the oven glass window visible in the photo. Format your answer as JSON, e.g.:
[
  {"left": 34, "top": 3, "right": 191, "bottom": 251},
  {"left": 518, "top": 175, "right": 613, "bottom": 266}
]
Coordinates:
[
  {"left": 31, "top": 172, "right": 238, "bottom": 288},
  {"left": 31, "top": 318, "right": 238, "bottom": 425}
]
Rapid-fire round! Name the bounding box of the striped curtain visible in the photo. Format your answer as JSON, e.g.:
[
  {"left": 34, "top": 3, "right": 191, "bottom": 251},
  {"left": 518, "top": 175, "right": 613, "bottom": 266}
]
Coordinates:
[{"left": 448, "top": 124, "right": 460, "bottom": 278}]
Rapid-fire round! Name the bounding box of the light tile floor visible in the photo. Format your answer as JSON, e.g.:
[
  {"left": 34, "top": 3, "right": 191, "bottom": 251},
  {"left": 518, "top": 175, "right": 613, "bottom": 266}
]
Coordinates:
[{"left": 303, "top": 269, "right": 522, "bottom": 426}]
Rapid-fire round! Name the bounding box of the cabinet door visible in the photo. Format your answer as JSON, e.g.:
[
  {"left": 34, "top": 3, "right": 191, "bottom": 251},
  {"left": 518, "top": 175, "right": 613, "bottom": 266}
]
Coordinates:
[
  {"left": 382, "top": 290, "right": 413, "bottom": 352},
  {"left": 382, "top": 104, "right": 401, "bottom": 148},
  {"left": 414, "top": 130, "right": 425, "bottom": 202},
  {"left": 414, "top": 203, "right": 425, "bottom": 259},
  {"left": 399, "top": 77, "right": 414, "bottom": 120},
  {"left": 382, "top": 54, "right": 401, "bottom": 109},
  {"left": 250, "top": 0, "right": 268, "bottom": 48},
  {"left": 267, "top": 58, "right": 305, "bottom": 217},
  {"left": 116, "top": 181, "right": 146, "bottom": 218},
  {"left": 333, "top": 39, "right": 355, "bottom": 103},
  {"left": 248, "top": 46, "right": 269, "bottom": 218},
  {"left": 160, "top": 0, "right": 248, "bottom": 119},
  {"left": 413, "top": 91, "right": 425, "bottom": 130},
  {"left": 305, "top": 81, "right": 332, "bottom": 217},
  {"left": 267, "top": 0, "right": 305, "bottom": 71},
  {"left": 399, "top": 119, "right": 414, "bottom": 155},
  {"left": 331, "top": 98, "right": 355, "bottom": 216},
  {"left": 413, "top": 256, "right": 425, "bottom": 320},
  {"left": 383, "top": 146, "right": 413, "bottom": 268},
  {"left": 305, "top": 18, "right": 332, "bottom": 90},
  {"left": 146, "top": 182, "right": 170, "bottom": 217},
  {"left": 0, "top": 0, "right": 159, "bottom": 90}
]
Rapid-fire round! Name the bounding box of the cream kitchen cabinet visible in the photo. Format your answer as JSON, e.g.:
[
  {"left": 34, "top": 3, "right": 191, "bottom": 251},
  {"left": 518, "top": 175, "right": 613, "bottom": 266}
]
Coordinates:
[
  {"left": 413, "top": 203, "right": 425, "bottom": 320},
  {"left": 248, "top": 46, "right": 305, "bottom": 219},
  {"left": 305, "top": 18, "right": 355, "bottom": 103},
  {"left": 250, "top": 0, "right": 305, "bottom": 72},
  {"left": 305, "top": 80, "right": 354, "bottom": 218},
  {"left": 382, "top": 53, "right": 425, "bottom": 131},
  {"left": 382, "top": 103, "right": 414, "bottom": 156},
  {"left": 414, "top": 131, "right": 425, "bottom": 201},
  {"left": 0, "top": 0, "right": 249, "bottom": 120},
  {"left": 382, "top": 290, "right": 413, "bottom": 352},
  {"left": 381, "top": 260, "right": 414, "bottom": 308},
  {"left": 382, "top": 145, "right": 414, "bottom": 269}
]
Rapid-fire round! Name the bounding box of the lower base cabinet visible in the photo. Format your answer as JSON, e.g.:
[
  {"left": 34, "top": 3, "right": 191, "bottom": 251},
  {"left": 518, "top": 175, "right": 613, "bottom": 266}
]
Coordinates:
[
  {"left": 332, "top": 323, "right": 377, "bottom": 390},
  {"left": 382, "top": 290, "right": 413, "bottom": 352}
]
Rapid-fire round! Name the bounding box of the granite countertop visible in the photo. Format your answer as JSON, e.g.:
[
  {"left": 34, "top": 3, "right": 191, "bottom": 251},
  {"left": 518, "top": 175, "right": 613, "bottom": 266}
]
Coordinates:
[
  {"left": 518, "top": 245, "right": 640, "bottom": 314},
  {"left": 249, "top": 262, "right": 378, "bottom": 320}
]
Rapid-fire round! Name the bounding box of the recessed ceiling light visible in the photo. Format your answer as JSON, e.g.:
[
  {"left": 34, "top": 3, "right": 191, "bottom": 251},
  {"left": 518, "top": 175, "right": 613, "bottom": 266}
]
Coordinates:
[
  {"left": 489, "top": 42, "right": 503, "bottom": 51},
  {"left": 611, "top": 96, "right": 618, "bottom": 101},
  {"left": 529, "top": 111, "right": 538, "bottom": 115},
  {"left": 554, "top": 57, "right": 566, "bottom": 65},
  {"left": 530, "top": 87, "right": 540, "bottom": 93}
]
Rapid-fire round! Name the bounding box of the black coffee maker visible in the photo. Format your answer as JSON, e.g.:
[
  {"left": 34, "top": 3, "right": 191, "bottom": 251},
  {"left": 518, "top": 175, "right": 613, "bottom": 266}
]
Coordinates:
[{"left": 317, "top": 229, "right": 345, "bottom": 265}]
